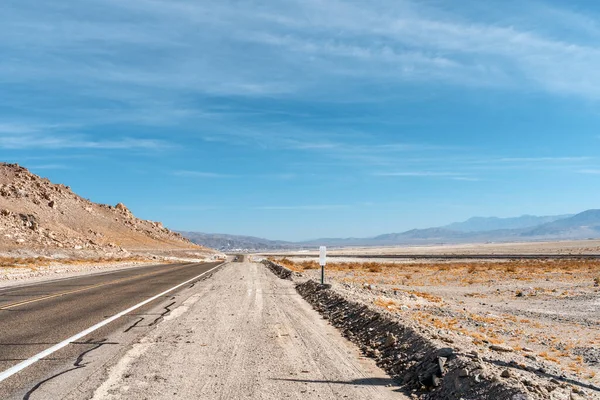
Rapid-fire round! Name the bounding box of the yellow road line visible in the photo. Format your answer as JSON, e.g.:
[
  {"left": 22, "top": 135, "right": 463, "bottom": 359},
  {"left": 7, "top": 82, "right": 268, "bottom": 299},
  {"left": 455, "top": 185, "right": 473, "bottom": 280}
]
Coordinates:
[{"left": 0, "top": 263, "right": 195, "bottom": 310}]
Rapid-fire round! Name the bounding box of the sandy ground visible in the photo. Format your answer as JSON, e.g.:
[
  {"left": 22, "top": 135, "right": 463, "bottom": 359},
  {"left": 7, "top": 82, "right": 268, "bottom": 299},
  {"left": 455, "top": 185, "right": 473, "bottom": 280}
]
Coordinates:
[
  {"left": 270, "top": 255, "right": 600, "bottom": 396},
  {"left": 73, "top": 261, "right": 406, "bottom": 400},
  {"left": 268, "top": 239, "right": 600, "bottom": 256}
]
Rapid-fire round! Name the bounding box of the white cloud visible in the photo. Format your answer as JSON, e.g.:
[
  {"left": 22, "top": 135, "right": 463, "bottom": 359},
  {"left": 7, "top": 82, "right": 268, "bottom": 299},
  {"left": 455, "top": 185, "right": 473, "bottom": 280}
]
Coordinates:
[
  {"left": 497, "top": 157, "right": 593, "bottom": 163},
  {"left": 0, "top": 123, "right": 40, "bottom": 134},
  {"left": 26, "top": 164, "right": 68, "bottom": 170},
  {"left": 0, "top": 133, "right": 168, "bottom": 150},
  {"left": 4, "top": 0, "right": 600, "bottom": 103},
  {"left": 254, "top": 204, "right": 350, "bottom": 210},
  {"left": 578, "top": 169, "right": 600, "bottom": 175},
  {"left": 373, "top": 171, "right": 479, "bottom": 180},
  {"left": 172, "top": 171, "right": 237, "bottom": 179},
  {"left": 374, "top": 171, "right": 457, "bottom": 177},
  {"left": 2, "top": 0, "right": 600, "bottom": 169}
]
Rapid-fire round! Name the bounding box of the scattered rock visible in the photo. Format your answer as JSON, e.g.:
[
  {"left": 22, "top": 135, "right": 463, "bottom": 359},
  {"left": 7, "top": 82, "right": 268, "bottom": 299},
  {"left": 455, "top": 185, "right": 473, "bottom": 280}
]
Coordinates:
[
  {"left": 115, "top": 202, "right": 130, "bottom": 213},
  {"left": 490, "top": 344, "right": 514, "bottom": 353},
  {"left": 384, "top": 333, "right": 397, "bottom": 347}
]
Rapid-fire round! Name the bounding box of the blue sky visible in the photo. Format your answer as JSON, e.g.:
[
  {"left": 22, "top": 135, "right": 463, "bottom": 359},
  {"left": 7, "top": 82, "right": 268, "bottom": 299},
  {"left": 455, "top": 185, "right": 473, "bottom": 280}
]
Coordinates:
[{"left": 2, "top": 0, "right": 600, "bottom": 241}]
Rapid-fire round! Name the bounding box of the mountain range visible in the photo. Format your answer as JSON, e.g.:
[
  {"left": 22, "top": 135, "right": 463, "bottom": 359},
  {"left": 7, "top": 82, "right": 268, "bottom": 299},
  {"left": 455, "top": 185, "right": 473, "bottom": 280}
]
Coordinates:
[{"left": 180, "top": 209, "right": 600, "bottom": 251}]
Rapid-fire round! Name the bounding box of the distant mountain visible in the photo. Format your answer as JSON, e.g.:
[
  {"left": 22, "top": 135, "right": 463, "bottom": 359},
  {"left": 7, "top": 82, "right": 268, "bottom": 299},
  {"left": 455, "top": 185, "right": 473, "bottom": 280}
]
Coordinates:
[
  {"left": 445, "top": 214, "right": 572, "bottom": 232},
  {"left": 522, "top": 210, "right": 600, "bottom": 238},
  {"left": 180, "top": 232, "right": 295, "bottom": 251},
  {"left": 375, "top": 228, "right": 465, "bottom": 241},
  {"left": 182, "top": 209, "right": 600, "bottom": 251}
]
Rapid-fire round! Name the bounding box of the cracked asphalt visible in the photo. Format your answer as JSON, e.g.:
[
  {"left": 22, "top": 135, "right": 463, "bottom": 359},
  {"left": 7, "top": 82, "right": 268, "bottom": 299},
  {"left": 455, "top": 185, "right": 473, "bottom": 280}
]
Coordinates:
[{"left": 0, "top": 261, "right": 221, "bottom": 399}]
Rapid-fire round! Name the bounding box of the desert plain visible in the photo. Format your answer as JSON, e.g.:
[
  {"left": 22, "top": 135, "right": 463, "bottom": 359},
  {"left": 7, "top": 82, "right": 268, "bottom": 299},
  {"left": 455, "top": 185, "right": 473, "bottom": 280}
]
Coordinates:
[{"left": 265, "top": 240, "right": 600, "bottom": 397}]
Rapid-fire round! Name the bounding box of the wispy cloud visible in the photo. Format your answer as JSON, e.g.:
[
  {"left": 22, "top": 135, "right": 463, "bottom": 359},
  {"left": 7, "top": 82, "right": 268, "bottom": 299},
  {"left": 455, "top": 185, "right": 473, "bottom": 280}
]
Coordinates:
[
  {"left": 254, "top": 204, "right": 351, "bottom": 211},
  {"left": 0, "top": 133, "right": 169, "bottom": 150},
  {"left": 0, "top": 123, "right": 41, "bottom": 134},
  {"left": 497, "top": 157, "right": 593, "bottom": 163},
  {"left": 172, "top": 171, "right": 237, "bottom": 179},
  {"left": 373, "top": 171, "right": 478, "bottom": 181},
  {"left": 163, "top": 204, "right": 225, "bottom": 211},
  {"left": 451, "top": 177, "right": 481, "bottom": 182},
  {"left": 26, "top": 164, "right": 69, "bottom": 170},
  {"left": 4, "top": 0, "right": 600, "bottom": 108},
  {"left": 374, "top": 171, "right": 456, "bottom": 177},
  {"left": 2, "top": 0, "right": 599, "bottom": 182}
]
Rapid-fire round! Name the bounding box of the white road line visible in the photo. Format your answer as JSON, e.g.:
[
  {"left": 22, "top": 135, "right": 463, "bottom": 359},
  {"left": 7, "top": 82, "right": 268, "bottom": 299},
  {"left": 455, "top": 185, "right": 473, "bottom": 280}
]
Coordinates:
[{"left": 0, "top": 262, "right": 226, "bottom": 384}]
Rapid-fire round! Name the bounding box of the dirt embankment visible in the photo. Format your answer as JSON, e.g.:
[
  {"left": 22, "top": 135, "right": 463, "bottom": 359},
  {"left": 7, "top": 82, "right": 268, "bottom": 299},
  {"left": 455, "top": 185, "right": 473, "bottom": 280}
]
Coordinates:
[{"left": 265, "top": 258, "right": 599, "bottom": 399}]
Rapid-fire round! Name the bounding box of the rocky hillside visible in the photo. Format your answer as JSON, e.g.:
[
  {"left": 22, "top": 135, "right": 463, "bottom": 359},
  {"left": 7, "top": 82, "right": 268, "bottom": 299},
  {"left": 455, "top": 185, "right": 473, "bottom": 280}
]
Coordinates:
[{"left": 0, "top": 163, "right": 204, "bottom": 255}]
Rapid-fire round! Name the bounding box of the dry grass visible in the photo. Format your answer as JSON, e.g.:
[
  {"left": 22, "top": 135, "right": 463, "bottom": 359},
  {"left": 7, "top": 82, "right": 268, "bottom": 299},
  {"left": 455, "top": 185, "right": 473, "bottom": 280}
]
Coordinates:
[
  {"left": 373, "top": 298, "right": 397, "bottom": 309},
  {"left": 409, "top": 290, "right": 443, "bottom": 303},
  {"left": 539, "top": 351, "right": 560, "bottom": 363},
  {"left": 271, "top": 258, "right": 600, "bottom": 288}
]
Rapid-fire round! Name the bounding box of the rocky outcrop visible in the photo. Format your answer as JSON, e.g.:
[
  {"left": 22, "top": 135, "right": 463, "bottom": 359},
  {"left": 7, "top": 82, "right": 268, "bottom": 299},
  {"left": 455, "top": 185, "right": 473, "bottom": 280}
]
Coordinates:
[{"left": 0, "top": 163, "right": 201, "bottom": 254}]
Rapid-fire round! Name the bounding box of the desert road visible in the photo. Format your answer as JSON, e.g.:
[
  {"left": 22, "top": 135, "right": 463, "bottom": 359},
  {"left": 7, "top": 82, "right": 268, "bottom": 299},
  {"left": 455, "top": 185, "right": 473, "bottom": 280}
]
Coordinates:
[
  {"left": 0, "top": 261, "right": 222, "bottom": 399},
  {"left": 0, "top": 260, "right": 404, "bottom": 400}
]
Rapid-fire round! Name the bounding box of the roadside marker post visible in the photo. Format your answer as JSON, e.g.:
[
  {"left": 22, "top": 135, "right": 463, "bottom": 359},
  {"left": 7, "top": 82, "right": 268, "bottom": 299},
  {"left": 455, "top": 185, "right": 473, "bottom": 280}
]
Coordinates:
[{"left": 319, "top": 246, "right": 326, "bottom": 284}]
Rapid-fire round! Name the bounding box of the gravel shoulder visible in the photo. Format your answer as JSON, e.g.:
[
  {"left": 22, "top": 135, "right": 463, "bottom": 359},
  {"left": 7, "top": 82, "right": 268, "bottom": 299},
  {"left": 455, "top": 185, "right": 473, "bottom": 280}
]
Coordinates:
[{"left": 78, "top": 261, "right": 405, "bottom": 400}]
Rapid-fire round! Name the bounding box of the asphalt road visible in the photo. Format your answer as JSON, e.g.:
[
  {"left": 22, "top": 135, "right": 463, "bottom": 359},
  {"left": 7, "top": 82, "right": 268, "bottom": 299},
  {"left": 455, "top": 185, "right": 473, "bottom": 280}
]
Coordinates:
[{"left": 0, "top": 261, "right": 222, "bottom": 399}]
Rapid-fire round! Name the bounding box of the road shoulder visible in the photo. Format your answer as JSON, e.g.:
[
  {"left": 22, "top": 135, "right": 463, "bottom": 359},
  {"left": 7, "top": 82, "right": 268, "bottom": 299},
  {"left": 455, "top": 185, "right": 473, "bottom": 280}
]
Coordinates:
[{"left": 69, "top": 261, "right": 405, "bottom": 400}]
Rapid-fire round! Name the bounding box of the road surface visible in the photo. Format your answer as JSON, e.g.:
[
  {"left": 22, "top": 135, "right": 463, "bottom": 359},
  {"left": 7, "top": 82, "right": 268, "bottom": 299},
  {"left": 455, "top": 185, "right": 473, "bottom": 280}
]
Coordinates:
[
  {"left": 0, "top": 261, "right": 221, "bottom": 399},
  {"left": 82, "top": 260, "right": 404, "bottom": 399},
  {"left": 0, "top": 259, "right": 406, "bottom": 399}
]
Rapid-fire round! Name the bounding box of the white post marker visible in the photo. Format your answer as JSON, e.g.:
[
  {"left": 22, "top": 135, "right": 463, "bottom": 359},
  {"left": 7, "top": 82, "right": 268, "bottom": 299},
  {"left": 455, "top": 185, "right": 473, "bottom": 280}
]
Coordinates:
[{"left": 319, "top": 246, "right": 326, "bottom": 284}]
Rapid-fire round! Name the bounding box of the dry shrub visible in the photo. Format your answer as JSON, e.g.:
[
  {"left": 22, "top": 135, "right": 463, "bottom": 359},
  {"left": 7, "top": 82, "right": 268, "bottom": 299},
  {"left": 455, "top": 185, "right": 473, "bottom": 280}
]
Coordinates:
[
  {"left": 409, "top": 290, "right": 443, "bottom": 303},
  {"left": 539, "top": 352, "right": 560, "bottom": 363},
  {"left": 299, "top": 260, "right": 319, "bottom": 270},
  {"left": 365, "top": 262, "right": 383, "bottom": 273},
  {"left": 373, "top": 298, "right": 396, "bottom": 308},
  {"left": 505, "top": 264, "right": 517, "bottom": 273}
]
